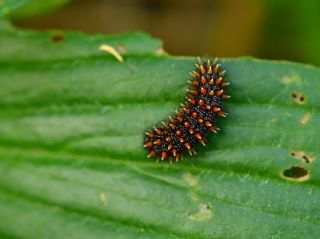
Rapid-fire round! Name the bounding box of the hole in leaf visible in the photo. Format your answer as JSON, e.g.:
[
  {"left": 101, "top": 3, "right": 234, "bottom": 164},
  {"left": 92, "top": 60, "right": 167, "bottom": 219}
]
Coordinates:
[
  {"left": 281, "top": 166, "right": 309, "bottom": 182},
  {"left": 291, "top": 92, "right": 306, "bottom": 105},
  {"left": 51, "top": 33, "right": 64, "bottom": 43}
]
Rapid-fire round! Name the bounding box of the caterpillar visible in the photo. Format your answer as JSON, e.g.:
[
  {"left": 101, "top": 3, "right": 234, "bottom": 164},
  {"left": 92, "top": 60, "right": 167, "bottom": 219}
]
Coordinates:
[{"left": 144, "top": 58, "right": 230, "bottom": 162}]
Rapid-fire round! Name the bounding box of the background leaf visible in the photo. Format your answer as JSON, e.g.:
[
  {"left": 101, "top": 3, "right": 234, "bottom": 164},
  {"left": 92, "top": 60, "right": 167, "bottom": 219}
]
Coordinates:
[
  {"left": 0, "top": 19, "right": 320, "bottom": 239},
  {"left": 0, "top": 0, "right": 70, "bottom": 20}
]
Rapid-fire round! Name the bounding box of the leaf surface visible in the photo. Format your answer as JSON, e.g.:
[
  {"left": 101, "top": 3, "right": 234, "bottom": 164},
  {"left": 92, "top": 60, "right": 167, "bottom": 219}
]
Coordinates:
[{"left": 0, "top": 21, "right": 320, "bottom": 239}]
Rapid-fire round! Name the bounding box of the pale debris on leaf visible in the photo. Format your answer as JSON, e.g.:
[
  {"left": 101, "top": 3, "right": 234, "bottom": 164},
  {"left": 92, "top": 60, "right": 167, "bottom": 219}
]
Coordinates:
[
  {"left": 183, "top": 172, "right": 199, "bottom": 187},
  {"left": 99, "top": 44, "right": 123, "bottom": 62},
  {"left": 187, "top": 203, "right": 213, "bottom": 221},
  {"left": 99, "top": 192, "right": 108, "bottom": 205},
  {"left": 299, "top": 113, "right": 311, "bottom": 125}
]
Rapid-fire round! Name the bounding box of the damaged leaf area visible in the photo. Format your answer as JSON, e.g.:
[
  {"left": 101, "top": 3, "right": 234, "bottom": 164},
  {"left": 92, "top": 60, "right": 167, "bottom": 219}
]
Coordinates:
[{"left": 0, "top": 21, "right": 320, "bottom": 239}]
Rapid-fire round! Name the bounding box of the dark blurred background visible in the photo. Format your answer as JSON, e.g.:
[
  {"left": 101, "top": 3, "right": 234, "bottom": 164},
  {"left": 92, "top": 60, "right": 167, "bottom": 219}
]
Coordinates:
[{"left": 14, "top": 0, "right": 320, "bottom": 66}]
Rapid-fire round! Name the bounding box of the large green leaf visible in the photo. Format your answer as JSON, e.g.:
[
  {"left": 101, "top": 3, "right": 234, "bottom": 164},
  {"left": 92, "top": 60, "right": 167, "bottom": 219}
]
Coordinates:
[{"left": 0, "top": 20, "right": 319, "bottom": 239}]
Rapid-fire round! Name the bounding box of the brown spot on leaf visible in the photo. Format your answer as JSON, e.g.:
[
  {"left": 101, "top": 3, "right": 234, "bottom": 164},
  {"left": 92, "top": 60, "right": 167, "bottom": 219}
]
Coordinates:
[
  {"left": 290, "top": 151, "right": 315, "bottom": 163},
  {"left": 51, "top": 32, "right": 64, "bottom": 43},
  {"left": 291, "top": 92, "right": 306, "bottom": 105}
]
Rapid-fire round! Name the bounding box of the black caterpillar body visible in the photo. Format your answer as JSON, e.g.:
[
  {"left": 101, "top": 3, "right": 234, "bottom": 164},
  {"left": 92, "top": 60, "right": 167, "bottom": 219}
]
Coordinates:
[{"left": 144, "top": 58, "right": 230, "bottom": 162}]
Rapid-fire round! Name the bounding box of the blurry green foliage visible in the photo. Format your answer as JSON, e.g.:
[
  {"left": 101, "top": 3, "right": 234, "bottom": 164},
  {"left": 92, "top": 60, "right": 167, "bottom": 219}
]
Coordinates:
[
  {"left": 261, "top": 0, "right": 320, "bottom": 65},
  {"left": 0, "top": 0, "right": 70, "bottom": 20}
]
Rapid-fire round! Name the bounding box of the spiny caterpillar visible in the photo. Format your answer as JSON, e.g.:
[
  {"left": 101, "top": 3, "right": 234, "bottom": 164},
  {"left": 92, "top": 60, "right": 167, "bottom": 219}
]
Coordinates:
[{"left": 144, "top": 58, "right": 230, "bottom": 162}]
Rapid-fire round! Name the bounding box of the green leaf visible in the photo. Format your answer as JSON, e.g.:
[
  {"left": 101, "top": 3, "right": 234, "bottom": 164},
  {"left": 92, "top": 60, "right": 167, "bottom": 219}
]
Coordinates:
[
  {"left": 0, "top": 0, "right": 70, "bottom": 20},
  {"left": 0, "top": 21, "right": 320, "bottom": 239}
]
